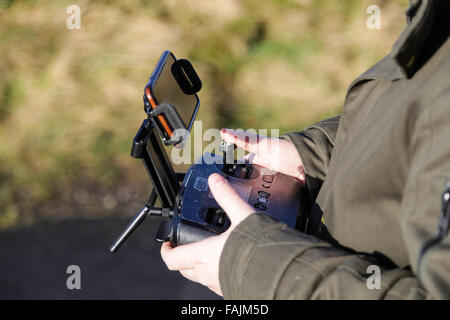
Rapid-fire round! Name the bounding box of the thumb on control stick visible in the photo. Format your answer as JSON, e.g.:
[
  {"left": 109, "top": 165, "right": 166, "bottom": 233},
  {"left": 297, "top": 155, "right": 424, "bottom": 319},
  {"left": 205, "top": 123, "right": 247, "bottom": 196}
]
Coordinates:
[{"left": 208, "top": 173, "right": 254, "bottom": 228}]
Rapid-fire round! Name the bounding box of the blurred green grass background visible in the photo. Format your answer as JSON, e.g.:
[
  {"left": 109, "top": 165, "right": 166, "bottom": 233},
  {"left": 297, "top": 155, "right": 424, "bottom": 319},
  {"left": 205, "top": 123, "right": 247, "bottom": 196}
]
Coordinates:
[{"left": 0, "top": 0, "right": 408, "bottom": 228}]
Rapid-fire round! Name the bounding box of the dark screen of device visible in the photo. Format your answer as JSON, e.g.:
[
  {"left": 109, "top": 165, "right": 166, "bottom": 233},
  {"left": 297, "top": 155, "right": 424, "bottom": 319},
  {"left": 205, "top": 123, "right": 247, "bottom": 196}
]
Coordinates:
[{"left": 152, "top": 55, "right": 198, "bottom": 131}]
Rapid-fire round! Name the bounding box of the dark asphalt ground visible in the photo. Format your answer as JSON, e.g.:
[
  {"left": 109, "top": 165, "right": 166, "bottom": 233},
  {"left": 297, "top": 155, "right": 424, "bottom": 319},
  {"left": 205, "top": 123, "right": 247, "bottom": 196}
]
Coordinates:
[{"left": 0, "top": 217, "right": 220, "bottom": 299}]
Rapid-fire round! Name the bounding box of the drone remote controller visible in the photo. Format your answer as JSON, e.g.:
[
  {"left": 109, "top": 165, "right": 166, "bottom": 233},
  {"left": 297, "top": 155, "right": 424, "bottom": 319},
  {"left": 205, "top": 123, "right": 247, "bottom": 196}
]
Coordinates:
[
  {"left": 109, "top": 51, "right": 304, "bottom": 253},
  {"left": 156, "top": 142, "right": 303, "bottom": 246}
]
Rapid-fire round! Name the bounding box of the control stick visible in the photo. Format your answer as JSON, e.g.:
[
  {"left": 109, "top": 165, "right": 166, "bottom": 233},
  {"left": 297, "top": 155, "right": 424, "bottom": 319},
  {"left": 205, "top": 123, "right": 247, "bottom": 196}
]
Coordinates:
[{"left": 219, "top": 141, "right": 237, "bottom": 176}]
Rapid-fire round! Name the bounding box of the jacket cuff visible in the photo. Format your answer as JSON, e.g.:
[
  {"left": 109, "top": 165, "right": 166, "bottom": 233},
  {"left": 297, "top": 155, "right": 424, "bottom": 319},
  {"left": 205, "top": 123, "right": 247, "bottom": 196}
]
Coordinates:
[
  {"left": 281, "top": 132, "right": 325, "bottom": 204},
  {"left": 281, "top": 115, "right": 339, "bottom": 186},
  {"left": 280, "top": 132, "right": 325, "bottom": 180},
  {"left": 282, "top": 132, "right": 315, "bottom": 180},
  {"left": 218, "top": 213, "right": 328, "bottom": 299}
]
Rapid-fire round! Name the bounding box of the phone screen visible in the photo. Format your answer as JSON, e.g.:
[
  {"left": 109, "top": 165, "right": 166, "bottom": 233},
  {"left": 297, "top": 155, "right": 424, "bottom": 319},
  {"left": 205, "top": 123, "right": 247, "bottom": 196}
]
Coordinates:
[{"left": 150, "top": 53, "right": 199, "bottom": 137}]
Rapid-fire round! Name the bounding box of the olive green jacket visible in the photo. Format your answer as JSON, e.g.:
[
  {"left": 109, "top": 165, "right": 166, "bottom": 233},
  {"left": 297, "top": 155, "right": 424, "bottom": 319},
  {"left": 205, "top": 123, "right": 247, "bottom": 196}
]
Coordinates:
[{"left": 219, "top": 0, "right": 450, "bottom": 299}]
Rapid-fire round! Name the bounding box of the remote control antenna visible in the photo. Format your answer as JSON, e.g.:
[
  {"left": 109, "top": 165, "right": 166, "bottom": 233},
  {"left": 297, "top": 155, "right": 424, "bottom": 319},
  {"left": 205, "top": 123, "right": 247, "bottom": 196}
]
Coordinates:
[
  {"left": 110, "top": 205, "right": 151, "bottom": 253},
  {"left": 110, "top": 190, "right": 159, "bottom": 253}
]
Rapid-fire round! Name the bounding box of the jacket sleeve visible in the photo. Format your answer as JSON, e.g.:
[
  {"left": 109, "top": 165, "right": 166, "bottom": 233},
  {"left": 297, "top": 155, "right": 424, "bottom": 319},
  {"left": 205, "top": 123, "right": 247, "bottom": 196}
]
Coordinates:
[
  {"left": 219, "top": 87, "right": 450, "bottom": 300},
  {"left": 282, "top": 115, "right": 340, "bottom": 203}
]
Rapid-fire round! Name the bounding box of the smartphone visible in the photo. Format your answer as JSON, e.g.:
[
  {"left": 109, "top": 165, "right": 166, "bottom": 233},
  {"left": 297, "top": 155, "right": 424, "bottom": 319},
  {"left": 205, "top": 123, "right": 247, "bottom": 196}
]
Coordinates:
[{"left": 144, "top": 50, "right": 200, "bottom": 146}]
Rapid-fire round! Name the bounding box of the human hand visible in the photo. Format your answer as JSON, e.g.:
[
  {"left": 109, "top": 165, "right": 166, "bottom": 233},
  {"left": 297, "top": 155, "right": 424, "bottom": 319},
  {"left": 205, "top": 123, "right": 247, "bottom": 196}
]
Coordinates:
[
  {"left": 160, "top": 173, "right": 255, "bottom": 296},
  {"left": 220, "top": 128, "right": 305, "bottom": 183},
  {"left": 160, "top": 128, "right": 305, "bottom": 295}
]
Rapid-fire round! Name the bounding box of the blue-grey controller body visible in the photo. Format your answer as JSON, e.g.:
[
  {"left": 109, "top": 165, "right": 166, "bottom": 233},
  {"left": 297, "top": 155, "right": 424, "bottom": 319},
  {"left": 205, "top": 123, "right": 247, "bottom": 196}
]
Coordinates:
[{"left": 162, "top": 153, "right": 303, "bottom": 246}]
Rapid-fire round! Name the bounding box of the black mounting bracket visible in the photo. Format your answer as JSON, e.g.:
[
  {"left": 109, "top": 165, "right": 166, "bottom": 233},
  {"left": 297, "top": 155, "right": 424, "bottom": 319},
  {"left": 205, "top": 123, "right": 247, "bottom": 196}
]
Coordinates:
[{"left": 110, "top": 109, "right": 186, "bottom": 253}]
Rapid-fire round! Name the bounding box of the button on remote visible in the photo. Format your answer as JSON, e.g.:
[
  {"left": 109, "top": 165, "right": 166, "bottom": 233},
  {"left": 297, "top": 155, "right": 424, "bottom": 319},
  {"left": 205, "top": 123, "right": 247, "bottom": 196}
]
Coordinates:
[
  {"left": 254, "top": 203, "right": 267, "bottom": 211},
  {"left": 258, "top": 191, "right": 270, "bottom": 198},
  {"left": 258, "top": 197, "right": 268, "bottom": 204},
  {"left": 262, "top": 175, "right": 274, "bottom": 183}
]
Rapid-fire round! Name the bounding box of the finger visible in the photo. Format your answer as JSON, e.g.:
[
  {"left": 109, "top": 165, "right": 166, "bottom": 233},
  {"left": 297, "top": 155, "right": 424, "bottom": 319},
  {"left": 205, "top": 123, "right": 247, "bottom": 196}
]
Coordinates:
[
  {"left": 239, "top": 151, "right": 284, "bottom": 174},
  {"left": 221, "top": 128, "right": 272, "bottom": 155},
  {"left": 208, "top": 286, "right": 223, "bottom": 296},
  {"left": 179, "top": 268, "right": 198, "bottom": 283},
  {"left": 161, "top": 241, "right": 203, "bottom": 270},
  {"left": 208, "top": 173, "right": 254, "bottom": 225},
  {"left": 220, "top": 128, "right": 237, "bottom": 144}
]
